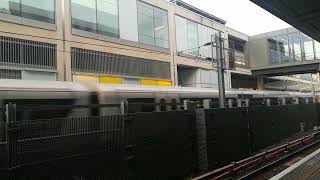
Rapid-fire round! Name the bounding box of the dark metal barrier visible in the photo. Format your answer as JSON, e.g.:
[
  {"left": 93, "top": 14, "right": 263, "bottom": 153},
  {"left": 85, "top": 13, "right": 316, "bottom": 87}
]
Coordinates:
[
  {"left": 205, "top": 108, "right": 251, "bottom": 169},
  {"left": 0, "top": 103, "right": 319, "bottom": 179},
  {"left": 124, "top": 110, "right": 196, "bottom": 179},
  {"left": 2, "top": 116, "right": 125, "bottom": 180}
]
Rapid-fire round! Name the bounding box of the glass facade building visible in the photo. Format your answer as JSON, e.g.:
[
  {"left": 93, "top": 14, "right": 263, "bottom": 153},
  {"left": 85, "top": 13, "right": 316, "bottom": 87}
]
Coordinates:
[
  {"left": 0, "top": 0, "right": 55, "bottom": 24},
  {"left": 268, "top": 32, "right": 320, "bottom": 64}
]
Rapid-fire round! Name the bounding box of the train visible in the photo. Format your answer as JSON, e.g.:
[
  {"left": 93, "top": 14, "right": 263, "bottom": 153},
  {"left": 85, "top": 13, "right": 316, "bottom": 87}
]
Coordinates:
[{"left": 0, "top": 79, "right": 315, "bottom": 121}]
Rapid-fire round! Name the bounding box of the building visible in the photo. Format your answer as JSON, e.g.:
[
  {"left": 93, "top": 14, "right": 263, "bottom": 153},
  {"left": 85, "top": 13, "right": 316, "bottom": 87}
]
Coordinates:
[{"left": 0, "top": 0, "right": 318, "bottom": 92}]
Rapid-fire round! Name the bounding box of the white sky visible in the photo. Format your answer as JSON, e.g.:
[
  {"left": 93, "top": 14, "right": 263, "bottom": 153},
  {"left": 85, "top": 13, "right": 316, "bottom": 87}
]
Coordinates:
[{"left": 183, "top": 0, "right": 291, "bottom": 35}]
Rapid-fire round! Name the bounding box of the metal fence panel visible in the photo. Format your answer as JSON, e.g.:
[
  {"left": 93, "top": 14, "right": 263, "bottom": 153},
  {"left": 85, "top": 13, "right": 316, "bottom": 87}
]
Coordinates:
[
  {"left": 205, "top": 108, "right": 250, "bottom": 169},
  {"left": 4, "top": 116, "right": 125, "bottom": 180},
  {"left": 125, "top": 110, "right": 196, "bottom": 179}
]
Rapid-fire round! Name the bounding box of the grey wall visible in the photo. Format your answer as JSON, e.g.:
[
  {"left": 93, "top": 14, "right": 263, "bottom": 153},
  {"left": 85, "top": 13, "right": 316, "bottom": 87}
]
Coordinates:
[{"left": 22, "top": 71, "right": 57, "bottom": 81}]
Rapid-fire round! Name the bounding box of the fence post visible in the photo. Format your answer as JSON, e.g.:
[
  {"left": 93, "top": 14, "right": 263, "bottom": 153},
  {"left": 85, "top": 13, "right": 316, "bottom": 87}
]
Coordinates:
[
  {"left": 5, "top": 103, "right": 17, "bottom": 170},
  {"left": 195, "top": 109, "right": 208, "bottom": 171}
]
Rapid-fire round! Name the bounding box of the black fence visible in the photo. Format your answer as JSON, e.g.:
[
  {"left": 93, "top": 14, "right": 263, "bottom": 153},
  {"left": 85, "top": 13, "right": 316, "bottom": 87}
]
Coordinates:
[{"left": 0, "top": 103, "right": 319, "bottom": 179}]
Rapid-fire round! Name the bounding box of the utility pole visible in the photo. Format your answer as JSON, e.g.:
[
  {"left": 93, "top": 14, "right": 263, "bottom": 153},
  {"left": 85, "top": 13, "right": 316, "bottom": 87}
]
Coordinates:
[{"left": 212, "top": 32, "right": 226, "bottom": 108}]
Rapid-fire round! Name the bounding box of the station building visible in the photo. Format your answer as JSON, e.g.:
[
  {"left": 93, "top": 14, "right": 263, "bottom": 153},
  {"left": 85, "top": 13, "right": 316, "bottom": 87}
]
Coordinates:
[{"left": 0, "top": 0, "right": 318, "bottom": 91}]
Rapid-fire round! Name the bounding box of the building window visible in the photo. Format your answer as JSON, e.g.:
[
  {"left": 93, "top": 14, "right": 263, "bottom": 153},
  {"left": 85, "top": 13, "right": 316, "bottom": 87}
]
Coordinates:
[
  {"left": 314, "top": 40, "right": 320, "bottom": 60},
  {"left": 21, "top": 0, "right": 55, "bottom": 24},
  {"left": 71, "top": 0, "right": 119, "bottom": 38},
  {"left": 288, "top": 32, "right": 302, "bottom": 62},
  {"left": 301, "top": 33, "right": 315, "bottom": 61},
  {"left": 137, "top": 1, "right": 169, "bottom": 48},
  {"left": 0, "top": 0, "right": 55, "bottom": 24},
  {"left": 97, "top": 0, "right": 119, "bottom": 37},
  {"left": 268, "top": 37, "right": 280, "bottom": 64},
  {"left": 175, "top": 15, "right": 219, "bottom": 58},
  {"left": 187, "top": 20, "right": 199, "bottom": 55},
  {"left": 175, "top": 16, "right": 188, "bottom": 53},
  {"left": 0, "top": 0, "right": 20, "bottom": 16},
  {"left": 277, "top": 34, "right": 290, "bottom": 63}
]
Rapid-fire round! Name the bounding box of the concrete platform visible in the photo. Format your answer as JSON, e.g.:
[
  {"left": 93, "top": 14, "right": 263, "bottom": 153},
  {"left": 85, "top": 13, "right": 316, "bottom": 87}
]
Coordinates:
[{"left": 271, "top": 147, "right": 320, "bottom": 180}]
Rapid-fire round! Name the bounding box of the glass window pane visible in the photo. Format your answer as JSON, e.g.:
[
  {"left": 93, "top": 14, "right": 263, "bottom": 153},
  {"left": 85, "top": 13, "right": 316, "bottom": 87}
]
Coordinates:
[
  {"left": 198, "top": 24, "right": 209, "bottom": 58},
  {"left": 137, "top": 1, "right": 154, "bottom": 45},
  {"left": 175, "top": 16, "right": 188, "bottom": 52},
  {"left": 208, "top": 29, "right": 217, "bottom": 60},
  {"left": 21, "top": 0, "right": 55, "bottom": 24},
  {"left": 268, "top": 37, "right": 280, "bottom": 64},
  {"left": 0, "top": 0, "right": 20, "bottom": 16},
  {"left": 277, "top": 35, "right": 290, "bottom": 63},
  {"left": 97, "top": 0, "right": 119, "bottom": 38},
  {"left": 154, "top": 7, "right": 168, "bottom": 48},
  {"left": 187, "top": 20, "right": 199, "bottom": 55},
  {"left": 288, "top": 32, "right": 302, "bottom": 62},
  {"left": 72, "top": 0, "right": 97, "bottom": 32},
  {"left": 301, "top": 33, "right": 314, "bottom": 61},
  {"left": 314, "top": 40, "right": 320, "bottom": 60}
]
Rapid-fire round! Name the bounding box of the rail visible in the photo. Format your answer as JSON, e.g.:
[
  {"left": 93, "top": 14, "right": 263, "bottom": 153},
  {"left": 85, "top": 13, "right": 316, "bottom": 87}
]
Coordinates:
[{"left": 193, "top": 131, "right": 320, "bottom": 180}]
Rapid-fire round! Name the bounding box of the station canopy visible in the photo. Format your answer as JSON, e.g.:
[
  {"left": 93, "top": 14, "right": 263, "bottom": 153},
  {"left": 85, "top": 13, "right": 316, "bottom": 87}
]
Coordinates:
[{"left": 250, "top": 0, "right": 320, "bottom": 42}]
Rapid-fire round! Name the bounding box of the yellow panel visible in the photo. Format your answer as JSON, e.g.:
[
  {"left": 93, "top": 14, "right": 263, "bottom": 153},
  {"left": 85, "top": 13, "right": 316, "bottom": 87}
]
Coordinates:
[
  {"left": 140, "top": 79, "right": 158, "bottom": 86},
  {"left": 73, "top": 75, "right": 98, "bottom": 83},
  {"left": 157, "top": 81, "right": 172, "bottom": 87},
  {"left": 100, "top": 76, "right": 123, "bottom": 84}
]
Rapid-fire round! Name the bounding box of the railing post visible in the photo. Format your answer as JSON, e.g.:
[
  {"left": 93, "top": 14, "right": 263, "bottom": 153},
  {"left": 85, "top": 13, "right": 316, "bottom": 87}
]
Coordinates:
[
  {"left": 183, "top": 100, "right": 189, "bottom": 110},
  {"left": 5, "top": 103, "right": 17, "bottom": 170}
]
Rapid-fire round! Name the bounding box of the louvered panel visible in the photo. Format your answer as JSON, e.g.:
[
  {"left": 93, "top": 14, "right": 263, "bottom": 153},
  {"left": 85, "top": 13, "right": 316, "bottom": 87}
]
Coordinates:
[
  {"left": 0, "top": 37, "right": 57, "bottom": 71},
  {"left": 0, "top": 69, "right": 22, "bottom": 79},
  {"left": 71, "top": 47, "right": 171, "bottom": 80}
]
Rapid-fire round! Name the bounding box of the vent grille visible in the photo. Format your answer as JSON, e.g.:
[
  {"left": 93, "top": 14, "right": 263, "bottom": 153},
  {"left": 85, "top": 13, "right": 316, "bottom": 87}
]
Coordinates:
[
  {"left": 0, "top": 69, "right": 21, "bottom": 79},
  {"left": 0, "top": 37, "right": 57, "bottom": 70},
  {"left": 71, "top": 48, "right": 171, "bottom": 80}
]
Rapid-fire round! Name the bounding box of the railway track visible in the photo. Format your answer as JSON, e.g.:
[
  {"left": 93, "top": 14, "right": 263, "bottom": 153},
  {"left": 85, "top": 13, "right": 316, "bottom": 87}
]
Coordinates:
[{"left": 193, "top": 131, "right": 320, "bottom": 180}]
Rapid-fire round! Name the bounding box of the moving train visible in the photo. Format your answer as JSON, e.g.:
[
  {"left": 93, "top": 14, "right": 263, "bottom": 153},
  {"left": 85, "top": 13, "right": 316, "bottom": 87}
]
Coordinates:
[{"left": 0, "top": 79, "right": 315, "bottom": 121}]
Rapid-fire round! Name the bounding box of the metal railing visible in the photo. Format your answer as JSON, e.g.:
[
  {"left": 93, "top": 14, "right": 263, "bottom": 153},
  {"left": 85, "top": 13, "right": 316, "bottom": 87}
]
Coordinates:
[{"left": 0, "top": 37, "right": 57, "bottom": 71}]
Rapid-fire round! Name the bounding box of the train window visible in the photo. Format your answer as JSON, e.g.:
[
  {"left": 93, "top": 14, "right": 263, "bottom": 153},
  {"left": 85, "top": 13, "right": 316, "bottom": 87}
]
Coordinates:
[
  {"left": 127, "top": 98, "right": 155, "bottom": 113},
  {"left": 171, "top": 99, "right": 177, "bottom": 111},
  {"left": 2, "top": 99, "right": 76, "bottom": 121},
  {"left": 160, "top": 99, "right": 166, "bottom": 111}
]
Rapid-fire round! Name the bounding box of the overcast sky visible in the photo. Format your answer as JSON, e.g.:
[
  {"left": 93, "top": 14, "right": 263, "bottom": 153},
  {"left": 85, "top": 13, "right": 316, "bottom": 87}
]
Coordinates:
[{"left": 183, "top": 0, "right": 291, "bottom": 35}]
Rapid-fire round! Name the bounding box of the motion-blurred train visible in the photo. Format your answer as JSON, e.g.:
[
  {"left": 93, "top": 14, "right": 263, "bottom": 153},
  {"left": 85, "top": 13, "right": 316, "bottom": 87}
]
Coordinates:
[{"left": 0, "top": 79, "right": 315, "bottom": 121}]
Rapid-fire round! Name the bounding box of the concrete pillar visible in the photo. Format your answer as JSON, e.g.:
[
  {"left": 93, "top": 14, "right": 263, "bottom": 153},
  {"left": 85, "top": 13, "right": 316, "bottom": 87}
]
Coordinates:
[
  {"left": 237, "top": 99, "right": 242, "bottom": 107},
  {"left": 183, "top": 100, "right": 189, "bottom": 110},
  {"left": 257, "top": 76, "right": 264, "bottom": 90},
  {"left": 245, "top": 99, "right": 250, "bottom": 107},
  {"left": 155, "top": 99, "right": 161, "bottom": 112},
  {"left": 281, "top": 98, "right": 286, "bottom": 105},
  {"left": 266, "top": 99, "right": 271, "bottom": 106},
  {"left": 203, "top": 99, "right": 211, "bottom": 109},
  {"left": 228, "top": 99, "right": 233, "bottom": 108},
  {"left": 294, "top": 97, "right": 299, "bottom": 104}
]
